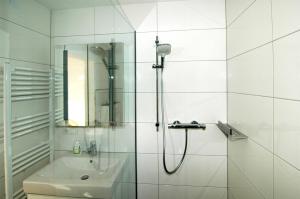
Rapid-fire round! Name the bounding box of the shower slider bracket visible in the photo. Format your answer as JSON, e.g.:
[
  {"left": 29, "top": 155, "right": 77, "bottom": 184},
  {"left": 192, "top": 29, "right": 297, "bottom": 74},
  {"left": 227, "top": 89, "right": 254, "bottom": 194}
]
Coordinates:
[
  {"left": 152, "top": 64, "right": 163, "bottom": 69},
  {"left": 168, "top": 121, "right": 206, "bottom": 130}
]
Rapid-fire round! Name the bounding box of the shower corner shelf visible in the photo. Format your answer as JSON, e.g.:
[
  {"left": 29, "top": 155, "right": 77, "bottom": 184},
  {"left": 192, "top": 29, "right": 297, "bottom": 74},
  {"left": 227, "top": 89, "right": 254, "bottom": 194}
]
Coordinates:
[{"left": 217, "top": 121, "right": 248, "bottom": 140}]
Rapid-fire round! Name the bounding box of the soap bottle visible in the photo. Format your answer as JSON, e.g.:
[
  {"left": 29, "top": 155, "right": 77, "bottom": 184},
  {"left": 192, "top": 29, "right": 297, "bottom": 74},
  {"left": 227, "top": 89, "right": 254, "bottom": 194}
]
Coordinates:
[{"left": 73, "top": 141, "right": 81, "bottom": 154}]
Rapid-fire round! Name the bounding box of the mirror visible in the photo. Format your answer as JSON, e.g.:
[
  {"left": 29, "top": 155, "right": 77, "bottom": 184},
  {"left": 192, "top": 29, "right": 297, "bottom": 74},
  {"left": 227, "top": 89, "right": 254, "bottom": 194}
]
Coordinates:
[{"left": 54, "top": 42, "right": 125, "bottom": 127}]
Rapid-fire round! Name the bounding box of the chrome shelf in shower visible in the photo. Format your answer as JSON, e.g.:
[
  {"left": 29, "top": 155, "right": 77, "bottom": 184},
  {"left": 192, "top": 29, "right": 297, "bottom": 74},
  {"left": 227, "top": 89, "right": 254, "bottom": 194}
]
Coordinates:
[{"left": 217, "top": 121, "right": 248, "bottom": 140}]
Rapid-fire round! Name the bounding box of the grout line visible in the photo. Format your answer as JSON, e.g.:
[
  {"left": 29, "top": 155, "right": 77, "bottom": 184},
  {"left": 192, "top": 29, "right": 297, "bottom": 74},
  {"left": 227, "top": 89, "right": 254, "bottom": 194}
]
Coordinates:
[
  {"left": 137, "top": 152, "right": 227, "bottom": 156},
  {"left": 228, "top": 28, "right": 300, "bottom": 62},
  {"left": 137, "top": 183, "right": 227, "bottom": 189},
  {"left": 227, "top": 40, "right": 273, "bottom": 61},
  {"left": 137, "top": 27, "right": 226, "bottom": 34},
  {"left": 0, "top": 16, "right": 51, "bottom": 37},
  {"left": 229, "top": 92, "right": 300, "bottom": 103},
  {"left": 0, "top": 56, "right": 51, "bottom": 67},
  {"left": 226, "top": 0, "right": 257, "bottom": 28},
  {"left": 136, "top": 60, "right": 226, "bottom": 63}
]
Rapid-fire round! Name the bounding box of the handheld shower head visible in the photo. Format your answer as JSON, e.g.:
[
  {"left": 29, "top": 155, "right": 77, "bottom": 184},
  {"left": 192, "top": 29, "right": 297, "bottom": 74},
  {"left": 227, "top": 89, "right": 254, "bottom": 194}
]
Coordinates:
[{"left": 157, "top": 44, "right": 171, "bottom": 58}]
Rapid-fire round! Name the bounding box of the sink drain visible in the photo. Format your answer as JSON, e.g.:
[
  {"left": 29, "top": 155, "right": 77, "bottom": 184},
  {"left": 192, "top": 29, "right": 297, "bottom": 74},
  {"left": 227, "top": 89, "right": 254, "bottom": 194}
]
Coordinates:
[{"left": 81, "top": 175, "right": 89, "bottom": 180}]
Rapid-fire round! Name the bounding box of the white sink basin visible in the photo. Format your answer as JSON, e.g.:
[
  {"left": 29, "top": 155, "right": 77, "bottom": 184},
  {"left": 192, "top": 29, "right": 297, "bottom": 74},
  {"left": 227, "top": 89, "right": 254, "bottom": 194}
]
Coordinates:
[{"left": 23, "top": 153, "right": 127, "bottom": 199}]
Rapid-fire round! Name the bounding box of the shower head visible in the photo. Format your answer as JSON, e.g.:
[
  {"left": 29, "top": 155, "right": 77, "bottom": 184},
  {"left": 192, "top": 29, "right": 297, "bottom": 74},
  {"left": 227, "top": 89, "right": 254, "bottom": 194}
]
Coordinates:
[{"left": 157, "top": 44, "right": 171, "bottom": 57}]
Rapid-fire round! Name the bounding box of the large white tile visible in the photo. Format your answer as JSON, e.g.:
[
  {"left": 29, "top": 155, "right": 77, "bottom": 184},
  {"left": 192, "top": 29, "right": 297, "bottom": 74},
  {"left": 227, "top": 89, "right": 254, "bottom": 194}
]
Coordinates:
[
  {"left": 159, "top": 29, "right": 226, "bottom": 61},
  {"left": 137, "top": 123, "right": 158, "bottom": 154},
  {"left": 272, "top": 0, "right": 300, "bottom": 39},
  {"left": 137, "top": 61, "right": 226, "bottom": 93},
  {"left": 274, "top": 156, "right": 300, "bottom": 199},
  {"left": 159, "top": 185, "right": 227, "bottom": 199},
  {"left": 158, "top": 124, "right": 227, "bottom": 156},
  {"left": 137, "top": 153, "right": 159, "bottom": 184},
  {"left": 120, "top": 2, "right": 157, "bottom": 32},
  {"left": 274, "top": 99, "right": 300, "bottom": 169},
  {"left": 94, "top": 5, "right": 116, "bottom": 34},
  {"left": 158, "top": 0, "right": 225, "bottom": 31},
  {"left": 227, "top": 0, "right": 272, "bottom": 58},
  {"left": 226, "top": 0, "right": 255, "bottom": 25},
  {"left": 138, "top": 184, "right": 158, "bottom": 199},
  {"left": 228, "top": 158, "right": 267, "bottom": 199},
  {"left": 0, "top": 0, "right": 51, "bottom": 35},
  {"left": 228, "top": 93, "right": 273, "bottom": 151},
  {"left": 0, "top": 18, "right": 50, "bottom": 64},
  {"left": 136, "top": 31, "right": 157, "bottom": 63},
  {"left": 228, "top": 44, "right": 273, "bottom": 96},
  {"left": 228, "top": 139, "right": 273, "bottom": 199},
  {"left": 52, "top": 8, "right": 94, "bottom": 36},
  {"left": 159, "top": 155, "right": 227, "bottom": 187},
  {"left": 274, "top": 31, "right": 300, "bottom": 100},
  {"left": 137, "top": 93, "right": 226, "bottom": 123}
]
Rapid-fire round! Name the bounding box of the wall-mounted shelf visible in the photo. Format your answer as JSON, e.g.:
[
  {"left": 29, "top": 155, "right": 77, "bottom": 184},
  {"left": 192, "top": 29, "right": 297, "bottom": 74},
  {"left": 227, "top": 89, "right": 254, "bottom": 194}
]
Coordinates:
[{"left": 217, "top": 121, "right": 248, "bottom": 140}]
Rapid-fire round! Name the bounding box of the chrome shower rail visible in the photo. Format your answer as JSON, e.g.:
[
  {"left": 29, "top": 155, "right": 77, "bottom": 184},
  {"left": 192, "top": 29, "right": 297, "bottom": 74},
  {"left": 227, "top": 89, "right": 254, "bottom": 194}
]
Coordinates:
[{"left": 217, "top": 121, "right": 248, "bottom": 140}]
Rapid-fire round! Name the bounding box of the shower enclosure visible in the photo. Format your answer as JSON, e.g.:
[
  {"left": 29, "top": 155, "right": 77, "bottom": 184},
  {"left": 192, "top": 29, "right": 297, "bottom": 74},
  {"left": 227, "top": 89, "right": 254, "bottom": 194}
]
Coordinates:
[{"left": 0, "top": 0, "right": 136, "bottom": 199}]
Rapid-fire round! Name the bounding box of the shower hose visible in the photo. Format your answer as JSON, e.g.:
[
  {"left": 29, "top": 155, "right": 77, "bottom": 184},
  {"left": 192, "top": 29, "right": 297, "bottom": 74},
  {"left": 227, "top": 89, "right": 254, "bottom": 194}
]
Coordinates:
[{"left": 160, "top": 69, "right": 188, "bottom": 175}]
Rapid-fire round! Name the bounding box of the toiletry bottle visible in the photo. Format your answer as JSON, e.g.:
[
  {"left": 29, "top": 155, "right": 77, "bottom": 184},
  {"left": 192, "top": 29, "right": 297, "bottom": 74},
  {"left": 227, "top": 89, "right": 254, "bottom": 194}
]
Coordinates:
[{"left": 73, "top": 141, "right": 81, "bottom": 154}]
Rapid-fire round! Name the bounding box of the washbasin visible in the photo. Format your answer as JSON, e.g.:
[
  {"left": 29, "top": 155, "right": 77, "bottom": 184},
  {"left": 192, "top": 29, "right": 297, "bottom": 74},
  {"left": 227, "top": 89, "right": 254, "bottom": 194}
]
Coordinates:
[{"left": 23, "top": 153, "right": 127, "bottom": 199}]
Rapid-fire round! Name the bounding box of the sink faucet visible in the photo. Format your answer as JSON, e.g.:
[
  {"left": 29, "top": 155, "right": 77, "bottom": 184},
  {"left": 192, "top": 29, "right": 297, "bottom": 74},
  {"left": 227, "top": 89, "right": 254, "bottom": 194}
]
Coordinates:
[{"left": 87, "top": 140, "right": 97, "bottom": 157}]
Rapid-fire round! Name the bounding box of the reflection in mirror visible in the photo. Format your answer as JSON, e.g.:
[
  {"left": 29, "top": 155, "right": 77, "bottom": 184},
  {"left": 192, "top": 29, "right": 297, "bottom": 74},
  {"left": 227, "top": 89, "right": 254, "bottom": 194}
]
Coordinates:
[{"left": 55, "top": 42, "right": 124, "bottom": 127}]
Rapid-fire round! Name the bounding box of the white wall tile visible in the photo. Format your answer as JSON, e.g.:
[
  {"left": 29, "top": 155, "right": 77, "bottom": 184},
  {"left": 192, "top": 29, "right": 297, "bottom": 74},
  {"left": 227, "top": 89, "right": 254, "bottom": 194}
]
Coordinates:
[
  {"left": 228, "top": 139, "right": 273, "bottom": 199},
  {"left": 137, "top": 61, "right": 226, "bottom": 93},
  {"left": 159, "top": 185, "right": 227, "bottom": 199},
  {"left": 52, "top": 8, "right": 94, "bottom": 36},
  {"left": 274, "top": 99, "right": 300, "bottom": 170},
  {"left": 0, "top": 18, "right": 50, "bottom": 64},
  {"left": 159, "top": 29, "right": 226, "bottom": 61},
  {"left": 137, "top": 123, "right": 158, "bottom": 154},
  {"left": 137, "top": 153, "right": 159, "bottom": 184},
  {"left": 228, "top": 93, "right": 273, "bottom": 151},
  {"left": 227, "top": 0, "right": 272, "bottom": 58},
  {"left": 226, "top": 0, "right": 255, "bottom": 25},
  {"left": 228, "top": 44, "right": 273, "bottom": 96},
  {"left": 136, "top": 31, "right": 157, "bottom": 63},
  {"left": 158, "top": 124, "right": 227, "bottom": 156},
  {"left": 228, "top": 159, "right": 266, "bottom": 199},
  {"left": 158, "top": 0, "right": 225, "bottom": 31},
  {"left": 159, "top": 155, "right": 227, "bottom": 187},
  {"left": 274, "top": 156, "right": 300, "bottom": 199},
  {"left": 94, "top": 5, "right": 116, "bottom": 34},
  {"left": 0, "top": 0, "right": 51, "bottom": 35},
  {"left": 137, "top": 92, "right": 226, "bottom": 123},
  {"left": 272, "top": 0, "right": 300, "bottom": 39},
  {"left": 274, "top": 31, "right": 300, "bottom": 100},
  {"left": 120, "top": 2, "right": 157, "bottom": 32},
  {"left": 138, "top": 184, "right": 158, "bottom": 199}
]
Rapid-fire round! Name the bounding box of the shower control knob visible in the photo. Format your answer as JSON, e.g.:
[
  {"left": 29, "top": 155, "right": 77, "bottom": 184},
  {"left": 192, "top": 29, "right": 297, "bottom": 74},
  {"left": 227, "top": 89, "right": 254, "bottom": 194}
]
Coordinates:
[
  {"left": 173, "top": 120, "right": 181, "bottom": 125},
  {"left": 191, "top": 121, "right": 199, "bottom": 125}
]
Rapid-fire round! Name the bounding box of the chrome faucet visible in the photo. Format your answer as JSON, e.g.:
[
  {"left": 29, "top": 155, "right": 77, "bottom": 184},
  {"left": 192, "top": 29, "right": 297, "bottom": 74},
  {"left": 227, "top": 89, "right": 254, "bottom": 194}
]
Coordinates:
[{"left": 87, "top": 140, "right": 97, "bottom": 157}]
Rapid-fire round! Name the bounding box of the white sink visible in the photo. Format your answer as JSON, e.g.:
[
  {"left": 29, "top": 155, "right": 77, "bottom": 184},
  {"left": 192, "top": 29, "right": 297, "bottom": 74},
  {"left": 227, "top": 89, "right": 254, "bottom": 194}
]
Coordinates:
[{"left": 23, "top": 153, "right": 127, "bottom": 199}]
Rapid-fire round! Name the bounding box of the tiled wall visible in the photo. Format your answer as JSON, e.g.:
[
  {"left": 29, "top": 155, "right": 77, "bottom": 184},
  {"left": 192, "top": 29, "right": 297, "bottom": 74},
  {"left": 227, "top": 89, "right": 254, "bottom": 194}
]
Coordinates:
[
  {"left": 51, "top": 4, "right": 136, "bottom": 199},
  {"left": 0, "top": 0, "right": 51, "bottom": 198},
  {"left": 118, "top": 0, "right": 227, "bottom": 198},
  {"left": 227, "top": 0, "right": 300, "bottom": 198}
]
